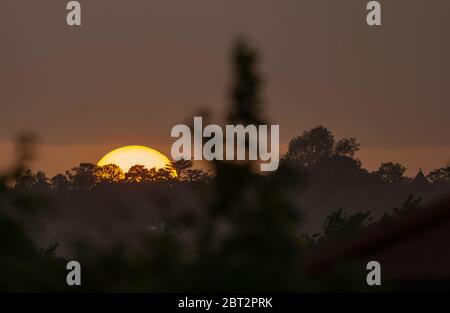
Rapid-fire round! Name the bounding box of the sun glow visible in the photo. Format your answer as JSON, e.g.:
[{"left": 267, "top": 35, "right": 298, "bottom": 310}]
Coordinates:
[{"left": 97, "top": 145, "right": 173, "bottom": 173}]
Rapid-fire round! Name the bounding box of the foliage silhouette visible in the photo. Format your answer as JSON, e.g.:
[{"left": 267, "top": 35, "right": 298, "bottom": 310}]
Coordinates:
[
  {"left": 171, "top": 159, "right": 194, "bottom": 179},
  {"left": 50, "top": 174, "right": 70, "bottom": 190},
  {"left": 427, "top": 166, "right": 450, "bottom": 187},
  {"left": 0, "top": 135, "right": 68, "bottom": 292},
  {"left": 124, "top": 165, "right": 153, "bottom": 183},
  {"left": 66, "top": 163, "right": 98, "bottom": 190},
  {"left": 304, "top": 195, "right": 422, "bottom": 251},
  {"left": 0, "top": 41, "right": 447, "bottom": 292},
  {"left": 375, "top": 162, "right": 408, "bottom": 185},
  {"left": 227, "top": 37, "right": 265, "bottom": 125},
  {"left": 95, "top": 164, "right": 124, "bottom": 183},
  {"left": 285, "top": 126, "right": 360, "bottom": 168}
]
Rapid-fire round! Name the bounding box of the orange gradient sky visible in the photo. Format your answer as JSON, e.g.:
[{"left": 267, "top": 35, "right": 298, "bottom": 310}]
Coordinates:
[
  {"left": 0, "top": 141, "right": 449, "bottom": 177},
  {"left": 1, "top": 0, "right": 449, "bottom": 176}
]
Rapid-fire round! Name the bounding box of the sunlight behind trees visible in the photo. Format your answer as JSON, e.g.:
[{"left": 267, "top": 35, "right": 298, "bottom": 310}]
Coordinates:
[{"left": 0, "top": 39, "right": 449, "bottom": 292}]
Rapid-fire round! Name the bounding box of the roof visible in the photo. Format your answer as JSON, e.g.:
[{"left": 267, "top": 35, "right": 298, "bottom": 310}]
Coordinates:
[{"left": 412, "top": 169, "right": 429, "bottom": 186}]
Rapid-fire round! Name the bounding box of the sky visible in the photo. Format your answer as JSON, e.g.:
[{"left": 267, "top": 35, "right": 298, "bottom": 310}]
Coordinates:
[{"left": 1, "top": 0, "right": 449, "bottom": 176}]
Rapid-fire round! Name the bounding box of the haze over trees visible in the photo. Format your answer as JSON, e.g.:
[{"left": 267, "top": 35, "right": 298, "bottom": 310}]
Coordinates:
[{"left": 0, "top": 39, "right": 449, "bottom": 292}]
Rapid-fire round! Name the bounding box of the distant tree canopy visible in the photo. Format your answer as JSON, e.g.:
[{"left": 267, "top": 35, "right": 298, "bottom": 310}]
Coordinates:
[
  {"left": 375, "top": 162, "right": 408, "bottom": 185},
  {"left": 95, "top": 164, "right": 124, "bottom": 183},
  {"left": 12, "top": 160, "right": 209, "bottom": 190},
  {"left": 124, "top": 165, "right": 154, "bottom": 183},
  {"left": 171, "top": 159, "right": 194, "bottom": 180},
  {"left": 1, "top": 39, "right": 446, "bottom": 292},
  {"left": 335, "top": 138, "right": 360, "bottom": 158},
  {"left": 427, "top": 166, "right": 450, "bottom": 186},
  {"left": 15, "top": 169, "right": 39, "bottom": 190},
  {"left": 50, "top": 174, "right": 70, "bottom": 190},
  {"left": 313, "top": 155, "right": 364, "bottom": 177},
  {"left": 66, "top": 163, "right": 98, "bottom": 190},
  {"left": 285, "top": 125, "right": 360, "bottom": 167},
  {"left": 14, "top": 170, "right": 49, "bottom": 191}
]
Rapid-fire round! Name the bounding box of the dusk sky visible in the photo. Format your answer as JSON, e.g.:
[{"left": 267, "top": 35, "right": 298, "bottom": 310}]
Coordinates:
[{"left": 1, "top": 0, "right": 449, "bottom": 176}]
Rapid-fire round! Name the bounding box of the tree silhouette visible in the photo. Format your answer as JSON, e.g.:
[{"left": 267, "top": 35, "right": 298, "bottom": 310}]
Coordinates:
[
  {"left": 171, "top": 159, "right": 193, "bottom": 180},
  {"left": 33, "top": 171, "right": 49, "bottom": 190},
  {"left": 151, "top": 166, "right": 177, "bottom": 182},
  {"left": 285, "top": 126, "right": 361, "bottom": 168},
  {"left": 305, "top": 195, "right": 422, "bottom": 251},
  {"left": 313, "top": 154, "right": 364, "bottom": 177},
  {"left": 335, "top": 138, "right": 360, "bottom": 158},
  {"left": 427, "top": 166, "right": 450, "bottom": 187},
  {"left": 0, "top": 136, "right": 68, "bottom": 291},
  {"left": 95, "top": 164, "right": 124, "bottom": 183},
  {"left": 15, "top": 170, "right": 49, "bottom": 191},
  {"left": 124, "top": 165, "right": 152, "bottom": 183},
  {"left": 379, "top": 195, "right": 422, "bottom": 222},
  {"left": 0, "top": 40, "right": 442, "bottom": 292},
  {"left": 304, "top": 208, "right": 372, "bottom": 250},
  {"left": 375, "top": 162, "right": 408, "bottom": 184},
  {"left": 178, "top": 39, "right": 306, "bottom": 292},
  {"left": 285, "top": 126, "right": 335, "bottom": 167},
  {"left": 227, "top": 38, "right": 265, "bottom": 125},
  {"left": 185, "top": 169, "right": 209, "bottom": 182},
  {"left": 15, "top": 169, "right": 35, "bottom": 190},
  {"left": 50, "top": 174, "right": 70, "bottom": 190},
  {"left": 66, "top": 163, "right": 98, "bottom": 190}
]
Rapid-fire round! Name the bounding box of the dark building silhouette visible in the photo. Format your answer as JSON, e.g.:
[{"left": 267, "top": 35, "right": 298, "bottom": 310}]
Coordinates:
[{"left": 412, "top": 169, "right": 430, "bottom": 189}]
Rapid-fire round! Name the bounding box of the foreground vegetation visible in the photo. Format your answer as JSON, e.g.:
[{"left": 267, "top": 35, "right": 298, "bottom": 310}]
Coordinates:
[{"left": 1, "top": 40, "right": 448, "bottom": 292}]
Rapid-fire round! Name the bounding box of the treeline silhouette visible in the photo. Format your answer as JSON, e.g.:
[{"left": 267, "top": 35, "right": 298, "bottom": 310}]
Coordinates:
[
  {"left": 1, "top": 39, "right": 449, "bottom": 292},
  {"left": 13, "top": 126, "right": 450, "bottom": 191},
  {"left": 15, "top": 160, "right": 211, "bottom": 191}
]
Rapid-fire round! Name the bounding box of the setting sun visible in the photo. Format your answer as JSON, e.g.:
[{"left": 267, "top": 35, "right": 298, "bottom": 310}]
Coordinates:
[{"left": 97, "top": 145, "right": 173, "bottom": 173}]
